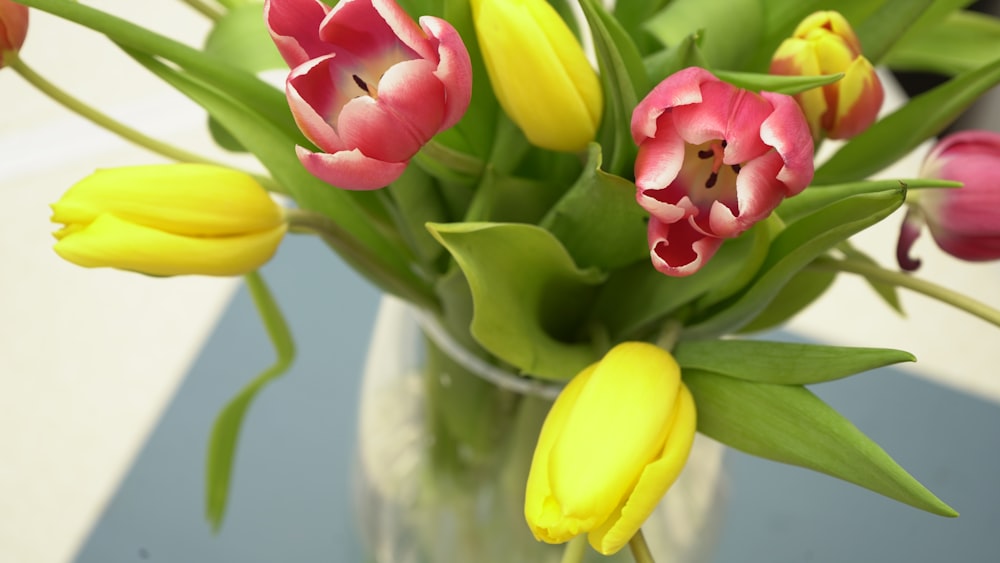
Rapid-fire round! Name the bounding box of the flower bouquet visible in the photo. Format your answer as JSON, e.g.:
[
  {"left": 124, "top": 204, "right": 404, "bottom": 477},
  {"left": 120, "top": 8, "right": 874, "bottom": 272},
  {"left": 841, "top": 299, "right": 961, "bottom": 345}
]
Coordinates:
[{"left": 6, "top": 0, "right": 1000, "bottom": 561}]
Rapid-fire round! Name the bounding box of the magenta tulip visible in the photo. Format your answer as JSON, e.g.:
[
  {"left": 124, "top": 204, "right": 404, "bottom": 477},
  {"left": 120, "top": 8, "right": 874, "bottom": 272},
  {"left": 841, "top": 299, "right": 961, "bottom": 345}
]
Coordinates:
[
  {"left": 897, "top": 130, "right": 1000, "bottom": 270},
  {"left": 265, "top": 0, "right": 472, "bottom": 190},
  {"left": 631, "top": 67, "right": 814, "bottom": 277}
]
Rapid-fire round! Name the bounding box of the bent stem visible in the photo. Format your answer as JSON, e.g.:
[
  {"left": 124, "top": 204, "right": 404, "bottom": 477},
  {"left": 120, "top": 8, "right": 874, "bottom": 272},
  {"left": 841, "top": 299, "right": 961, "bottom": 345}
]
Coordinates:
[
  {"left": 810, "top": 256, "right": 1000, "bottom": 329},
  {"left": 7, "top": 52, "right": 221, "bottom": 166},
  {"left": 629, "top": 529, "right": 656, "bottom": 563}
]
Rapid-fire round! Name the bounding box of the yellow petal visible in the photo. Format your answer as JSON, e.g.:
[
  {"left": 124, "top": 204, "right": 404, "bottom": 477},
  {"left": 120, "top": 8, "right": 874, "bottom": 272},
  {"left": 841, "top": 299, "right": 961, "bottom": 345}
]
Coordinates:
[
  {"left": 50, "top": 164, "right": 283, "bottom": 236},
  {"left": 588, "top": 384, "right": 697, "bottom": 555},
  {"left": 549, "top": 343, "right": 680, "bottom": 530},
  {"left": 53, "top": 213, "right": 287, "bottom": 276}
]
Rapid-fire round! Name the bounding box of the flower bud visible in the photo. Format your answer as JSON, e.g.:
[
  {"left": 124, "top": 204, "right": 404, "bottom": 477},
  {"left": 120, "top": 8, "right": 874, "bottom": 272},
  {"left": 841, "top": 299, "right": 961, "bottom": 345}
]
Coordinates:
[
  {"left": 51, "top": 164, "right": 287, "bottom": 276},
  {"left": 524, "top": 342, "right": 696, "bottom": 555},
  {"left": 896, "top": 130, "right": 1000, "bottom": 270},
  {"left": 0, "top": 0, "right": 29, "bottom": 69},
  {"left": 769, "top": 11, "right": 883, "bottom": 140},
  {"left": 266, "top": 0, "right": 472, "bottom": 190},
  {"left": 471, "top": 0, "right": 602, "bottom": 152}
]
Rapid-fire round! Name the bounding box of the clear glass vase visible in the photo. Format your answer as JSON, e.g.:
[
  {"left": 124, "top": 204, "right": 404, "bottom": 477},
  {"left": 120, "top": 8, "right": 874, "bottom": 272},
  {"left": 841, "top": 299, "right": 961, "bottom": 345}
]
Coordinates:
[{"left": 354, "top": 296, "right": 728, "bottom": 563}]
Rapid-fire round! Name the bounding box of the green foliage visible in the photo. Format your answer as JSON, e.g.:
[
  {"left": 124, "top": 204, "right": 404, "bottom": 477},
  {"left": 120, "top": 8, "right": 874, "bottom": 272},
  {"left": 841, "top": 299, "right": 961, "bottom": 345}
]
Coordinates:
[
  {"left": 427, "top": 223, "right": 605, "bottom": 380},
  {"left": 645, "top": 0, "right": 764, "bottom": 70},
  {"left": 685, "top": 369, "right": 957, "bottom": 517},
  {"left": 886, "top": 10, "right": 1000, "bottom": 75}
]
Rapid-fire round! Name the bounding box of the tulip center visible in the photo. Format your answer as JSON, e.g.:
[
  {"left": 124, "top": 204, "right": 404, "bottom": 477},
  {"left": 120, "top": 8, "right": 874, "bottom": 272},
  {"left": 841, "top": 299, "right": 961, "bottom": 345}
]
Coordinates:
[
  {"left": 678, "top": 139, "right": 740, "bottom": 213},
  {"left": 351, "top": 74, "right": 378, "bottom": 98}
]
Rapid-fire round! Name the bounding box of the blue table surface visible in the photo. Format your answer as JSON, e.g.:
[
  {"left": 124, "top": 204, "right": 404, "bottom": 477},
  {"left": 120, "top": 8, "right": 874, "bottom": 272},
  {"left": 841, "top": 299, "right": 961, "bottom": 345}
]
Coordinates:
[{"left": 73, "top": 236, "right": 1000, "bottom": 563}]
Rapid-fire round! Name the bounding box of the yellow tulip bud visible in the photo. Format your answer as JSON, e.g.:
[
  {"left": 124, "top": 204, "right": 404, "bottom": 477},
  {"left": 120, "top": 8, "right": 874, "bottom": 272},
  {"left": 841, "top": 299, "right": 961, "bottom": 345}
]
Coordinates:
[
  {"left": 51, "top": 164, "right": 287, "bottom": 276},
  {"left": 524, "top": 342, "right": 696, "bottom": 555},
  {"left": 769, "top": 11, "right": 883, "bottom": 140},
  {"left": 471, "top": 0, "right": 602, "bottom": 152}
]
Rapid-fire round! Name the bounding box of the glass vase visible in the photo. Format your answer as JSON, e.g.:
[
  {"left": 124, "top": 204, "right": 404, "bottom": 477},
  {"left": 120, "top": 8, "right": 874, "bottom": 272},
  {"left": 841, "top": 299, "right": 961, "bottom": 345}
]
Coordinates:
[{"left": 354, "top": 295, "right": 728, "bottom": 563}]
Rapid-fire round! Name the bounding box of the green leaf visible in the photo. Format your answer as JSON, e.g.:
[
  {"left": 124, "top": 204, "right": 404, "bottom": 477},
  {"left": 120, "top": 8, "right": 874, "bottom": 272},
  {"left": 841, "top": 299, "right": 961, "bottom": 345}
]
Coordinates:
[
  {"left": 712, "top": 70, "right": 844, "bottom": 95},
  {"left": 696, "top": 216, "right": 781, "bottom": 309},
  {"left": 738, "top": 268, "right": 836, "bottom": 333},
  {"left": 684, "top": 188, "right": 905, "bottom": 339},
  {"left": 886, "top": 10, "right": 1000, "bottom": 75},
  {"left": 675, "top": 341, "right": 914, "bottom": 384},
  {"left": 204, "top": 3, "right": 284, "bottom": 74},
  {"left": 839, "top": 242, "right": 903, "bottom": 314},
  {"left": 814, "top": 55, "right": 1000, "bottom": 185},
  {"left": 776, "top": 179, "right": 960, "bottom": 223},
  {"left": 588, "top": 229, "right": 759, "bottom": 341},
  {"left": 613, "top": 0, "right": 670, "bottom": 55},
  {"left": 685, "top": 370, "right": 957, "bottom": 517},
  {"left": 427, "top": 223, "right": 604, "bottom": 380},
  {"left": 206, "top": 272, "right": 295, "bottom": 531},
  {"left": 644, "top": 33, "right": 709, "bottom": 88},
  {"left": 541, "top": 144, "right": 648, "bottom": 270},
  {"left": 645, "top": 0, "right": 764, "bottom": 70},
  {"left": 17, "top": 0, "right": 302, "bottom": 143},
  {"left": 853, "top": 0, "right": 935, "bottom": 64},
  {"left": 578, "top": 0, "right": 647, "bottom": 175}
]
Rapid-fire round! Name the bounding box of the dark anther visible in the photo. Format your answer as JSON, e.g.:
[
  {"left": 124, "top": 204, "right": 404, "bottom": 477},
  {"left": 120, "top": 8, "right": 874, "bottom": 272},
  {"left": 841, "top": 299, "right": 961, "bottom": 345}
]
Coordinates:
[
  {"left": 731, "top": 163, "right": 741, "bottom": 174},
  {"left": 720, "top": 140, "right": 728, "bottom": 148},
  {"left": 705, "top": 172, "right": 718, "bottom": 189},
  {"left": 697, "top": 149, "right": 714, "bottom": 159},
  {"left": 352, "top": 74, "right": 370, "bottom": 93}
]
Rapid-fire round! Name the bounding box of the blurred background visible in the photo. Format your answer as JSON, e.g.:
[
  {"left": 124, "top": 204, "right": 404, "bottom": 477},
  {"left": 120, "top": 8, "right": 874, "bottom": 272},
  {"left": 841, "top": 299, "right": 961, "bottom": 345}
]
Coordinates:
[{"left": 1, "top": 2, "right": 999, "bottom": 562}]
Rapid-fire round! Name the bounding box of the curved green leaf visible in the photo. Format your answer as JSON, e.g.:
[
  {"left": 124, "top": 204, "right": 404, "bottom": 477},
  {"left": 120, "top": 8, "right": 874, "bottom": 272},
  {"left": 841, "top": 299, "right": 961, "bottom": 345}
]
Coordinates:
[
  {"left": 204, "top": 3, "right": 284, "bottom": 74},
  {"left": 738, "top": 268, "right": 836, "bottom": 333},
  {"left": 853, "top": 0, "right": 935, "bottom": 64},
  {"left": 645, "top": 0, "right": 763, "bottom": 70},
  {"left": 427, "top": 223, "right": 605, "bottom": 380},
  {"left": 206, "top": 272, "right": 295, "bottom": 531},
  {"left": 886, "top": 10, "right": 1000, "bottom": 75},
  {"left": 776, "top": 179, "right": 959, "bottom": 223},
  {"left": 685, "top": 370, "right": 957, "bottom": 516},
  {"left": 541, "top": 144, "right": 648, "bottom": 270},
  {"left": 684, "top": 188, "right": 905, "bottom": 339},
  {"left": 675, "top": 340, "right": 914, "bottom": 384},
  {"left": 713, "top": 70, "right": 843, "bottom": 95}
]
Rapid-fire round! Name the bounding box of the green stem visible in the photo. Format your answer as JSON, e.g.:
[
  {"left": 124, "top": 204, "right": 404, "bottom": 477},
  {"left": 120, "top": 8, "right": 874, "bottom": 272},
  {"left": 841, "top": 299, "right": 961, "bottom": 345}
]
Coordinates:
[
  {"left": 811, "top": 256, "right": 1000, "bottom": 329},
  {"left": 8, "top": 52, "right": 216, "bottom": 165},
  {"left": 560, "top": 536, "right": 588, "bottom": 563},
  {"left": 286, "top": 209, "right": 439, "bottom": 313},
  {"left": 629, "top": 529, "right": 657, "bottom": 563},
  {"left": 655, "top": 319, "right": 683, "bottom": 352},
  {"left": 179, "top": 0, "right": 224, "bottom": 21}
]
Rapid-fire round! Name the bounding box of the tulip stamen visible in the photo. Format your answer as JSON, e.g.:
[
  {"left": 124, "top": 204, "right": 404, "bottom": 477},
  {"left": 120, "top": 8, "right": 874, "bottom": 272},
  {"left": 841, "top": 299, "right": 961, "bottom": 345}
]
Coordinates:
[
  {"left": 352, "top": 74, "right": 372, "bottom": 95},
  {"left": 705, "top": 172, "right": 719, "bottom": 189},
  {"left": 732, "top": 164, "right": 741, "bottom": 174}
]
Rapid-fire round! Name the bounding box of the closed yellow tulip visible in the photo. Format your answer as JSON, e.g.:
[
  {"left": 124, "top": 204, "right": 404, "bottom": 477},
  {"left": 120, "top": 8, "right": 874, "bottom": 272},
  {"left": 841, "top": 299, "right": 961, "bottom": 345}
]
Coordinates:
[
  {"left": 51, "top": 164, "right": 287, "bottom": 276},
  {"left": 524, "top": 342, "right": 696, "bottom": 555},
  {"left": 471, "top": 0, "right": 602, "bottom": 152}
]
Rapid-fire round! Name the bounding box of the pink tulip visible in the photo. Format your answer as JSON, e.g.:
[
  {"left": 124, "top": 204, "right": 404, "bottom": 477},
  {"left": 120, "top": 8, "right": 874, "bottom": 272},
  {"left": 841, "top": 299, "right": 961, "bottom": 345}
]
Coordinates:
[
  {"left": 896, "top": 130, "right": 1000, "bottom": 270},
  {"left": 0, "top": 0, "right": 29, "bottom": 69},
  {"left": 631, "top": 67, "right": 814, "bottom": 277},
  {"left": 265, "top": 0, "right": 472, "bottom": 190}
]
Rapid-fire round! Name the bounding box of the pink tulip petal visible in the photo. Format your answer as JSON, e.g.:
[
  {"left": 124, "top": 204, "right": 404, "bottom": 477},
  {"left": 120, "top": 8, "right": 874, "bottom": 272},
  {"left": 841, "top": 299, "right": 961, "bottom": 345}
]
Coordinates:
[
  {"left": 296, "top": 145, "right": 407, "bottom": 190},
  {"left": 264, "top": 0, "right": 332, "bottom": 68},
  {"left": 320, "top": 0, "right": 428, "bottom": 62},
  {"left": 421, "top": 16, "right": 473, "bottom": 129},
  {"left": 648, "top": 217, "right": 725, "bottom": 277},
  {"left": 286, "top": 55, "right": 349, "bottom": 152},
  {"left": 374, "top": 58, "right": 447, "bottom": 141},
  {"left": 634, "top": 112, "right": 686, "bottom": 193},
  {"left": 760, "top": 91, "right": 814, "bottom": 195},
  {"left": 631, "top": 67, "right": 714, "bottom": 144}
]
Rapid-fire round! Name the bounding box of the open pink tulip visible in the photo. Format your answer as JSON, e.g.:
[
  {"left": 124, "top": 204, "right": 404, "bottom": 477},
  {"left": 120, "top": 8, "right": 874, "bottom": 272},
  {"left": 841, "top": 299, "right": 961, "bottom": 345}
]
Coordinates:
[
  {"left": 265, "top": 0, "right": 472, "bottom": 190},
  {"left": 0, "top": 0, "right": 29, "bottom": 69},
  {"left": 897, "top": 130, "right": 1000, "bottom": 270},
  {"left": 631, "top": 67, "right": 814, "bottom": 277}
]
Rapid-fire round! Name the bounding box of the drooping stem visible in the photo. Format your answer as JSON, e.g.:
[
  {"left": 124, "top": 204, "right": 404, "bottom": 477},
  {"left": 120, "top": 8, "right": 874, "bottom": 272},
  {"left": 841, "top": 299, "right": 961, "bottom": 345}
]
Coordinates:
[
  {"left": 560, "top": 536, "right": 588, "bottom": 563},
  {"left": 629, "top": 529, "right": 657, "bottom": 563},
  {"left": 7, "top": 52, "right": 220, "bottom": 166},
  {"left": 179, "top": 0, "right": 224, "bottom": 21},
  {"left": 810, "top": 256, "right": 1000, "bottom": 329}
]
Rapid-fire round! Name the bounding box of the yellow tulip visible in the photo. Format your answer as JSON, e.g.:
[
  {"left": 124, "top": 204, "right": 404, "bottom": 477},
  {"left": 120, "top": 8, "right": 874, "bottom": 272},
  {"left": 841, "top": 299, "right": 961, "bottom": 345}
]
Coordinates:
[
  {"left": 471, "top": 0, "right": 602, "bottom": 152},
  {"left": 769, "top": 10, "right": 883, "bottom": 140},
  {"left": 51, "top": 164, "right": 287, "bottom": 276},
  {"left": 524, "top": 342, "right": 696, "bottom": 555}
]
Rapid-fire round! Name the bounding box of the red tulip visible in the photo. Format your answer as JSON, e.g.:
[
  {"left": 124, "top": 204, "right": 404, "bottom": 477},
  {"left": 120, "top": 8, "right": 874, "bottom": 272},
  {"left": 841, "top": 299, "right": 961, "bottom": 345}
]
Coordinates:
[
  {"left": 631, "top": 67, "right": 814, "bottom": 277},
  {"left": 0, "top": 0, "right": 28, "bottom": 69},
  {"left": 265, "top": 0, "right": 472, "bottom": 190},
  {"left": 897, "top": 130, "right": 1000, "bottom": 270}
]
